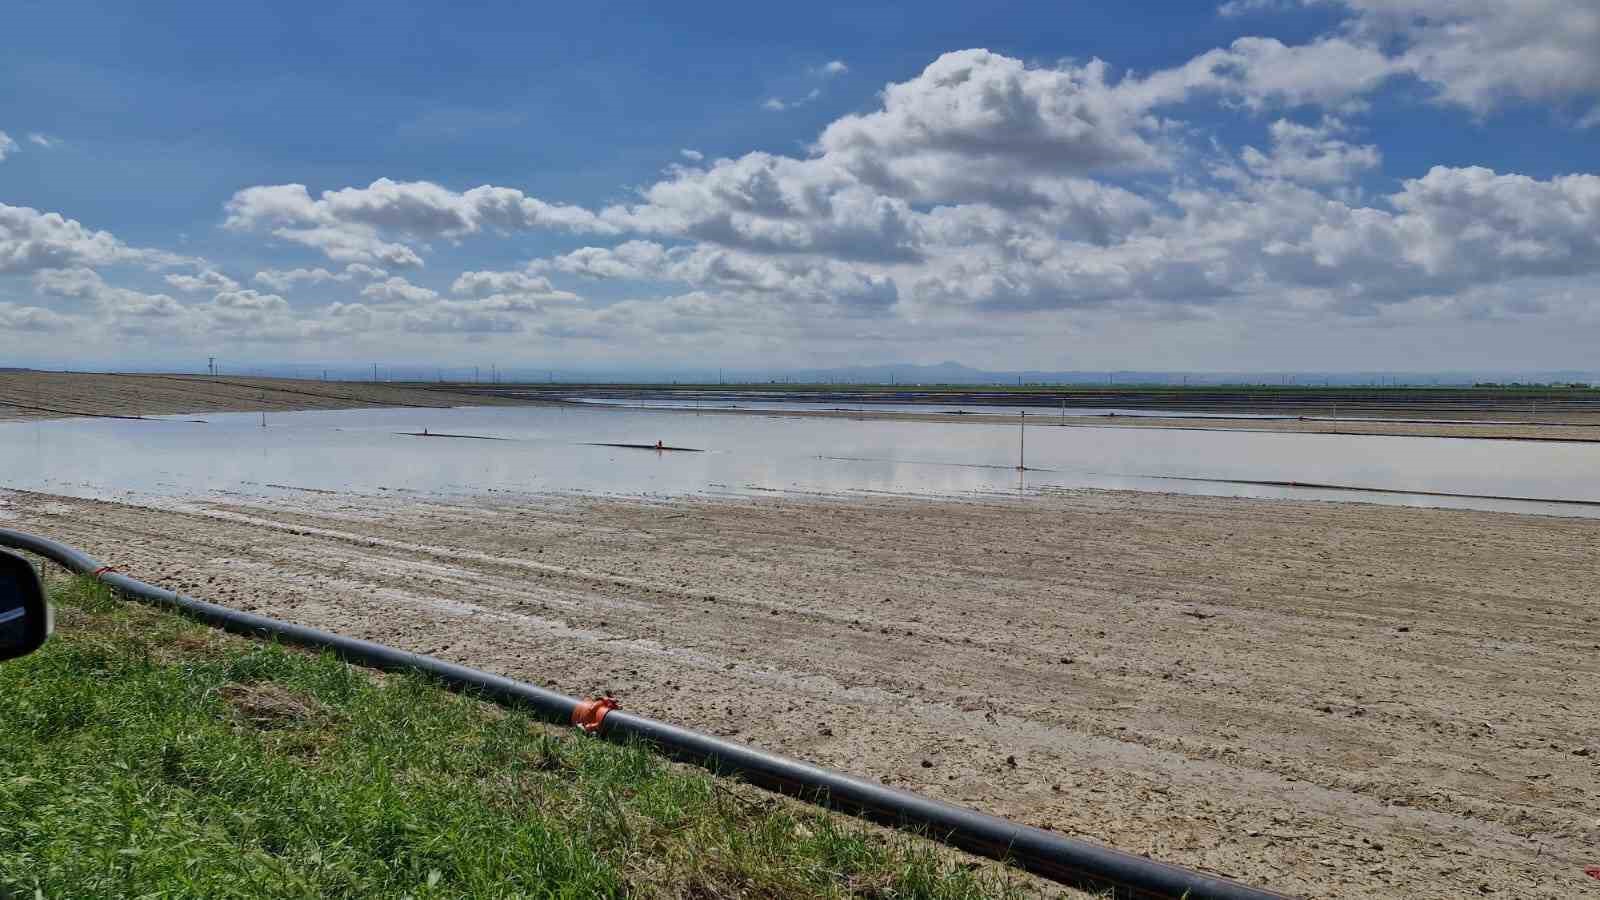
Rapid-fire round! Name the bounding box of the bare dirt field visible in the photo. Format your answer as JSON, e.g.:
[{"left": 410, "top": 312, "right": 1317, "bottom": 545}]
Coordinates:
[
  {"left": 4, "top": 485, "right": 1596, "bottom": 899},
  {"left": 0, "top": 371, "right": 535, "bottom": 422}
]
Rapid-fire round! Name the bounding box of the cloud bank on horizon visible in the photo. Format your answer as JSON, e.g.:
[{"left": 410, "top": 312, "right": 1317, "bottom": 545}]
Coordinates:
[{"left": 2, "top": 0, "right": 1599, "bottom": 371}]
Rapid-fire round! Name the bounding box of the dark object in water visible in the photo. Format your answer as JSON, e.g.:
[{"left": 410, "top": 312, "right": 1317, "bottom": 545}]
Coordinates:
[
  {"left": 587, "top": 442, "right": 703, "bottom": 452},
  {"left": 396, "top": 431, "right": 508, "bottom": 441}
]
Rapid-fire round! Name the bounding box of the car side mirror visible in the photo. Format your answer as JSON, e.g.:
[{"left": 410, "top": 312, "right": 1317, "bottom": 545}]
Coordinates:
[{"left": 0, "top": 549, "right": 51, "bottom": 661}]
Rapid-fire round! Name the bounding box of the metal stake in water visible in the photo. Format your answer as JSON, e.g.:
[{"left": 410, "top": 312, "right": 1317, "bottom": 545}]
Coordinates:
[{"left": 1017, "top": 410, "right": 1026, "bottom": 471}]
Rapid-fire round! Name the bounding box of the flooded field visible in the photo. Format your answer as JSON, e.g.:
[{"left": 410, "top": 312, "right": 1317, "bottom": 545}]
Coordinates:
[
  {"left": 2, "top": 403, "right": 1596, "bottom": 516},
  {"left": 567, "top": 395, "right": 1291, "bottom": 419}
]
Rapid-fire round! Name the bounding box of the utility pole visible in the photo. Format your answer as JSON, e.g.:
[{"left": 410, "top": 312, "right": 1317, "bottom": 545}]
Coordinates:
[
  {"left": 373, "top": 363, "right": 378, "bottom": 382},
  {"left": 1017, "top": 410, "right": 1026, "bottom": 471},
  {"left": 208, "top": 356, "right": 215, "bottom": 376}
]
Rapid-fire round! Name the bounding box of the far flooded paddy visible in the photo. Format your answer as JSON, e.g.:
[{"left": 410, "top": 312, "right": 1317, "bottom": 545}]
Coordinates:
[
  {"left": 1, "top": 404, "right": 1596, "bottom": 517},
  {"left": 564, "top": 396, "right": 1289, "bottom": 419}
]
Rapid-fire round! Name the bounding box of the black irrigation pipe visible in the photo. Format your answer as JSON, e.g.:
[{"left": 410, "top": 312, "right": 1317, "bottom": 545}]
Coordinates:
[{"left": 1, "top": 526, "right": 1290, "bottom": 900}]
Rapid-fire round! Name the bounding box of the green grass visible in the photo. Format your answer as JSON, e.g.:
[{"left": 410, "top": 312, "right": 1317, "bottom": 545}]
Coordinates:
[{"left": 0, "top": 577, "right": 1056, "bottom": 900}]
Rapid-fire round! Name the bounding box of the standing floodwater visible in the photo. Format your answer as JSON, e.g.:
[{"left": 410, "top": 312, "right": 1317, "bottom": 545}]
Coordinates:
[{"left": 1, "top": 404, "right": 1597, "bottom": 517}]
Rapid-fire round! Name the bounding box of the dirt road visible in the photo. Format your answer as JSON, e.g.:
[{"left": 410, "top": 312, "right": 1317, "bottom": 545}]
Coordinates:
[{"left": 4, "top": 486, "right": 1595, "bottom": 899}]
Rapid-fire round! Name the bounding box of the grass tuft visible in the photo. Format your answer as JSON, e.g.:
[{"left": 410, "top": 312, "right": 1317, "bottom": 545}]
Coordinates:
[{"left": 0, "top": 576, "right": 1068, "bottom": 899}]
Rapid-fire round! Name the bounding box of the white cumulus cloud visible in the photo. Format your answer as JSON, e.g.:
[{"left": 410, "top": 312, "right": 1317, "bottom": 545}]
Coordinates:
[
  {"left": 164, "top": 269, "right": 240, "bottom": 293},
  {"left": 1, "top": 203, "right": 194, "bottom": 274},
  {"left": 253, "top": 263, "right": 388, "bottom": 291},
  {"left": 360, "top": 276, "right": 439, "bottom": 304},
  {"left": 1239, "top": 118, "right": 1381, "bottom": 184},
  {"left": 1337, "top": 0, "right": 1600, "bottom": 116},
  {"left": 1229, "top": 1, "right": 1600, "bottom": 121},
  {"left": 224, "top": 179, "right": 619, "bottom": 267}
]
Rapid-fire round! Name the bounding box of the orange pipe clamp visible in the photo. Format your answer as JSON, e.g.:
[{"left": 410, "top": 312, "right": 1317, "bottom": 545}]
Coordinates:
[{"left": 572, "top": 696, "right": 619, "bottom": 733}]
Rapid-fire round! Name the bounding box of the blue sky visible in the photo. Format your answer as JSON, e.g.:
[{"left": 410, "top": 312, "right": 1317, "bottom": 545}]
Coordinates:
[{"left": 3, "top": 0, "right": 1599, "bottom": 374}]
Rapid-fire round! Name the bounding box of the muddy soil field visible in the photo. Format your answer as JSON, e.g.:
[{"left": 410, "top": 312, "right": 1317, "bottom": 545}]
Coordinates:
[
  {"left": 0, "top": 371, "right": 533, "bottom": 422},
  {"left": 3, "top": 485, "right": 1595, "bottom": 899}
]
